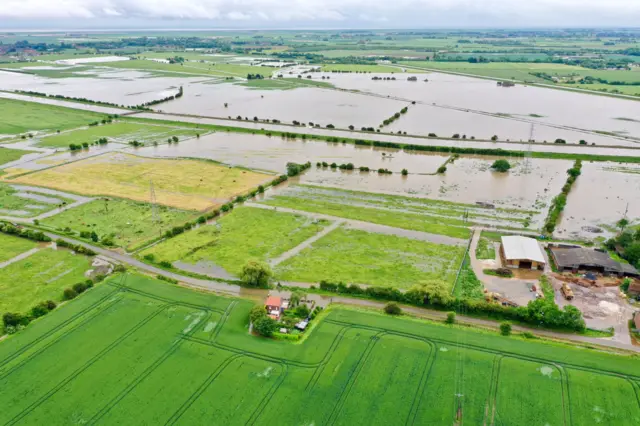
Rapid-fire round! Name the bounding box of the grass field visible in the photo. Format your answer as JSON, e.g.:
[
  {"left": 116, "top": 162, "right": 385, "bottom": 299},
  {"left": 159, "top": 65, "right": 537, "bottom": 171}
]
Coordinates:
[
  {"left": 0, "top": 98, "right": 104, "bottom": 135},
  {"left": 0, "top": 233, "right": 37, "bottom": 263},
  {"left": 237, "top": 78, "right": 335, "bottom": 90},
  {"left": 320, "top": 64, "right": 413, "bottom": 73},
  {"left": 0, "top": 248, "right": 90, "bottom": 323},
  {"left": 139, "top": 206, "right": 329, "bottom": 276},
  {"left": 0, "top": 183, "right": 73, "bottom": 217},
  {"left": 13, "top": 152, "right": 273, "bottom": 211},
  {"left": 0, "top": 147, "right": 31, "bottom": 166},
  {"left": 41, "top": 198, "right": 198, "bottom": 250},
  {"left": 475, "top": 235, "right": 496, "bottom": 260},
  {"left": 37, "top": 121, "right": 206, "bottom": 148},
  {"left": 275, "top": 227, "right": 466, "bottom": 289},
  {"left": 0, "top": 272, "right": 638, "bottom": 425},
  {"left": 258, "top": 185, "right": 529, "bottom": 239}
]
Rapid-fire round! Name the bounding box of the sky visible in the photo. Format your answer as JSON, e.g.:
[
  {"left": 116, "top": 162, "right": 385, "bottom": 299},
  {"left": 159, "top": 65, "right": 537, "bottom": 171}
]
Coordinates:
[{"left": 1, "top": 0, "right": 640, "bottom": 30}]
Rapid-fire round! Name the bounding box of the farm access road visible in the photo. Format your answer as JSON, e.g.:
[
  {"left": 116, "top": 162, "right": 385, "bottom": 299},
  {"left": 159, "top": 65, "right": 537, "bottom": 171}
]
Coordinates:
[{"left": 18, "top": 228, "right": 640, "bottom": 354}]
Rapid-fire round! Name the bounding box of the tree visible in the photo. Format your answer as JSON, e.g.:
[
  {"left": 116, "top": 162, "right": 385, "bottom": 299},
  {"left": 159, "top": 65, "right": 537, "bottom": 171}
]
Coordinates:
[
  {"left": 90, "top": 231, "right": 99, "bottom": 242},
  {"left": 491, "top": 159, "right": 511, "bottom": 173},
  {"left": 384, "top": 302, "right": 402, "bottom": 315},
  {"left": 437, "top": 166, "right": 447, "bottom": 174},
  {"left": 616, "top": 218, "right": 630, "bottom": 233},
  {"left": 254, "top": 316, "right": 277, "bottom": 337},
  {"left": 624, "top": 243, "right": 640, "bottom": 266},
  {"left": 250, "top": 305, "right": 267, "bottom": 323},
  {"left": 295, "top": 304, "right": 311, "bottom": 318},
  {"left": 500, "top": 322, "right": 512, "bottom": 336},
  {"left": 289, "top": 290, "right": 305, "bottom": 307},
  {"left": 401, "top": 169, "right": 408, "bottom": 176},
  {"left": 445, "top": 311, "right": 456, "bottom": 324},
  {"left": 491, "top": 135, "right": 498, "bottom": 141},
  {"left": 241, "top": 261, "right": 272, "bottom": 288}
]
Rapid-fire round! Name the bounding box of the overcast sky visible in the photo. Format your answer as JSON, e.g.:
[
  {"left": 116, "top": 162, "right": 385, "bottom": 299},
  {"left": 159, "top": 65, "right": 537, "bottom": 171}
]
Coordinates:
[{"left": 1, "top": 0, "right": 640, "bottom": 30}]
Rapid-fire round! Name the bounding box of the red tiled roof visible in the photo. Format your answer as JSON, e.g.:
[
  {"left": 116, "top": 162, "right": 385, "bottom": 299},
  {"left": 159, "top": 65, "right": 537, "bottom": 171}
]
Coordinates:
[{"left": 265, "top": 296, "right": 281, "bottom": 307}]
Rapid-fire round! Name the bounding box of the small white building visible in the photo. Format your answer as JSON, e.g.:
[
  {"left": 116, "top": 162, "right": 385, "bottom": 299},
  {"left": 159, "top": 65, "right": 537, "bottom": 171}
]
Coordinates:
[{"left": 500, "top": 236, "right": 546, "bottom": 270}]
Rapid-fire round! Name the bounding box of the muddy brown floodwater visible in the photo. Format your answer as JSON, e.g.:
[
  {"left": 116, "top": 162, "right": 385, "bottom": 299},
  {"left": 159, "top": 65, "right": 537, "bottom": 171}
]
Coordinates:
[
  {"left": 327, "top": 71, "right": 640, "bottom": 142},
  {"left": 557, "top": 162, "right": 640, "bottom": 239}
]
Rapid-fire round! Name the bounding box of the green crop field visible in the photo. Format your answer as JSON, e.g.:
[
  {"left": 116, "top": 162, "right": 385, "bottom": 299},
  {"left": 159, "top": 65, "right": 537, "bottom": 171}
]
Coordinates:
[
  {"left": 275, "top": 227, "right": 465, "bottom": 289},
  {"left": 37, "top": 121, "right": 206, "bottom": 148},
  {"left": 321, "top": 63, "right": 415, "bottom": 73},
  {"left": 0, "top": 272, "right": 638, "bottom": 425},
  {"left": 0, "top": 146, "right": 32, "bottom": 166},
  {"left": 0, "top": 233, "right": 37, "bottom": 263},
  {"left": 41, "top": 198, "right": 198, "bottom": 251},
  {"left": 0, "top": 98, "right": 104, "bottom": 135},
  {"left": 0, "top": 248, "right": 90, "bottom": 325},
  {"left": 140, "top": 206, "right": 330, "bottom": 276},
  {"left": 0, "top": 183, "right": 73, "bottom": 217}
]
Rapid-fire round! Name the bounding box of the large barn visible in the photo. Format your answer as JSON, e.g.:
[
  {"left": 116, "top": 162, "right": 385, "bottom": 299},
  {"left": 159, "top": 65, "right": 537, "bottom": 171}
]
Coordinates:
[
  {"left": 550, "top": 247, "right": 640, "bottom": 278},
  {"left": 500, "top": 236, "right": 546, "bottom": 270}
]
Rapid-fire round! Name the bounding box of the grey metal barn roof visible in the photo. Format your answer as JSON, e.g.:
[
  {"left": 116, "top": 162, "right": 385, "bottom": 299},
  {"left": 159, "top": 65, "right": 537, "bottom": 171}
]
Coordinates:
[
  {"left": 501, "top": 236, "right": 546, "bottom": 264},
  {"left": 550, "top": 247, "right": 639, "bottom": 276}
]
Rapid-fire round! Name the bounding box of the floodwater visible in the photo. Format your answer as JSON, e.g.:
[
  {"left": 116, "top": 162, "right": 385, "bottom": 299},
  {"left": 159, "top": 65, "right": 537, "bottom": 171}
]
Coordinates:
[
  {"left": 0, "top": 70, "right": 204, "bottom": 107},
  {"left": 557, "top": 162, "right": 640, "bottom": 239},
  {"left": 158, "top": 80, "right": 406, "bottom": 130},
  {"left": 298, "top": 156, "right": 571, "bottom": 220},
  {"left": 327, "top": 72, "right": 640, "bottom": 142},
  {"left": 135, "top": 131, "right": 447, "bottom": 173},
  {"left": 384, "top": 103, "right": 627, "bottom": 146},
  {"left": 137, "top": 112, "right": 640, "bottom": 157}
]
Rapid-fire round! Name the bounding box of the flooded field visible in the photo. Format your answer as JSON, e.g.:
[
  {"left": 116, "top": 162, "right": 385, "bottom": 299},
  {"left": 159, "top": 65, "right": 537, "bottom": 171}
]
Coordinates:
[
  {"left": 557, "top": 162, "right": 640, "bottom": 239},
  {"left": 327, "top": 71, "right": 640, "bottom": 141},
  {"left": 0, "top": 70, "right": 202, "bottom": 106},
  {"left": 298, "top": 156, "right": 571, "bottom": 224},
  {"left": 384, "top": 103, "right": 625, "bottom": 146},
  {"left": 138, "top": 112, "right": 640, "bottom": 156},
  {"left": 135, "top": 131, "right": 447, "bottom": 173},
  {"left": 158, "top": 80, "right": 406, "bottom": 130}
]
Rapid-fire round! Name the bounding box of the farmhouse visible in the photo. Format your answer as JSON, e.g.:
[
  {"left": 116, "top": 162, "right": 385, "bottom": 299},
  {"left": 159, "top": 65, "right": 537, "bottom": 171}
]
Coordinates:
[
  {"left": 500, "top": 236, "right": 546, "bottom": 270},
  {"left": 550, "top": 247, "right": 640, "bottom": 278},
  {"left": 265, "top": 296, "right": 283, "bottom": 319}
]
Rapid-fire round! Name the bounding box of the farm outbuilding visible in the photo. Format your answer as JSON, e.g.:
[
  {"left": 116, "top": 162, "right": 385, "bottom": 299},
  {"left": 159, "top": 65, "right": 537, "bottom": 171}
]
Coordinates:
[
  {"left": 500, "top": 236, "right": 546, "bottom": 270},
  {"left": 550, "top": 247, "right": 640, "bottom": 278}
]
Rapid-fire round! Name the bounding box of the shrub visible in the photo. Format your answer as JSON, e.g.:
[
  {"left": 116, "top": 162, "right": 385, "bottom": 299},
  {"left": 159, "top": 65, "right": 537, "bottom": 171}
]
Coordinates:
[
  {"left": 159, "top": 260, "right": 173, "bottom": 268},
  {"left": 295, "top": 304, "right": 311, "bottom": 318},
  {"left": 384, "top": 302, "right": 402, "bottom": 315},
  {"left": 30, "top": 300, "right": 56, "bottom": 318},
  {"left": 491, "top": 159, "right": 511, "bottom": 172},
  {"left": 401, "top": 169, "right": 408, "bottom": 176},
  {"left": 72, "top": 282, "right": 89, "bottom": 294},
  {"left": 63, "top": 288, "right": 78, "bottom": 300},
  {"left": 437, "top": 166, "right": 447, "bottom": 174},
  {"left": 3, "top": 312, "right": 30, "bottom": 328},
  {"left": 500, "top": 321, "right": 512, "bottom": 336},
  {"left": 253, "top": 316, "right": 277, "bottom": 337},
  {"left": 156, "top": 275, "right": 178, "bottom": 284},
  {"left": 143, "top": 253, "right": 155, "bottom": 262},
  {"left": 522, "top": 331, "right": 536, "bottom": 339},
  {"left": 445, "top": 311, "right": 456, "bottom": 324}
]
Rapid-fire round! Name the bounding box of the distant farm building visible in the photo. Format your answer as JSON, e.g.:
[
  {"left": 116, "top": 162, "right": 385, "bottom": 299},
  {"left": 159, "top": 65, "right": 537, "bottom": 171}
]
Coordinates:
[
  {"left": 550, "top": 247, "right": 639, "bottom": 278},
  {"left": 497, "top": 81, "right": 515, "bottom": 87},
  {"left": 407, "top": 76, "right": 418, "bottom": 81},
  {"left": 500, "top": 236, "right": 546, "bottom": 270}
]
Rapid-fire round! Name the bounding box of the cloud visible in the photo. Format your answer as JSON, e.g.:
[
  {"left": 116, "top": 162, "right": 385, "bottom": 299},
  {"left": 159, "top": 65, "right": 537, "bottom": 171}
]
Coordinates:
[{"left": 0, "top": 0, "right": 639, "bottom": 27}]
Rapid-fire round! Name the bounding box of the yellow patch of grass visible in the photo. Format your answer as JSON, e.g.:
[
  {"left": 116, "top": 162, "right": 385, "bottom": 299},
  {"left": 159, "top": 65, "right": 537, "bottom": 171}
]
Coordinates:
[{"left": 13, "top": 152, "right": 273, "bottom": 211}]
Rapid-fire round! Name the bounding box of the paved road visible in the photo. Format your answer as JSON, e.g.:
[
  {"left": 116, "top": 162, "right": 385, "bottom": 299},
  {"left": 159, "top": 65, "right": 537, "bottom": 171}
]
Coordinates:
[
  {"left": 6, "top": 226, "right": 635, "bottom": 352},
  {"left": 330, "top": 297, "right": 640, "bottom": 353},
  {"left": 42, "top": 231, "right": 241, "bottom": 296}
]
